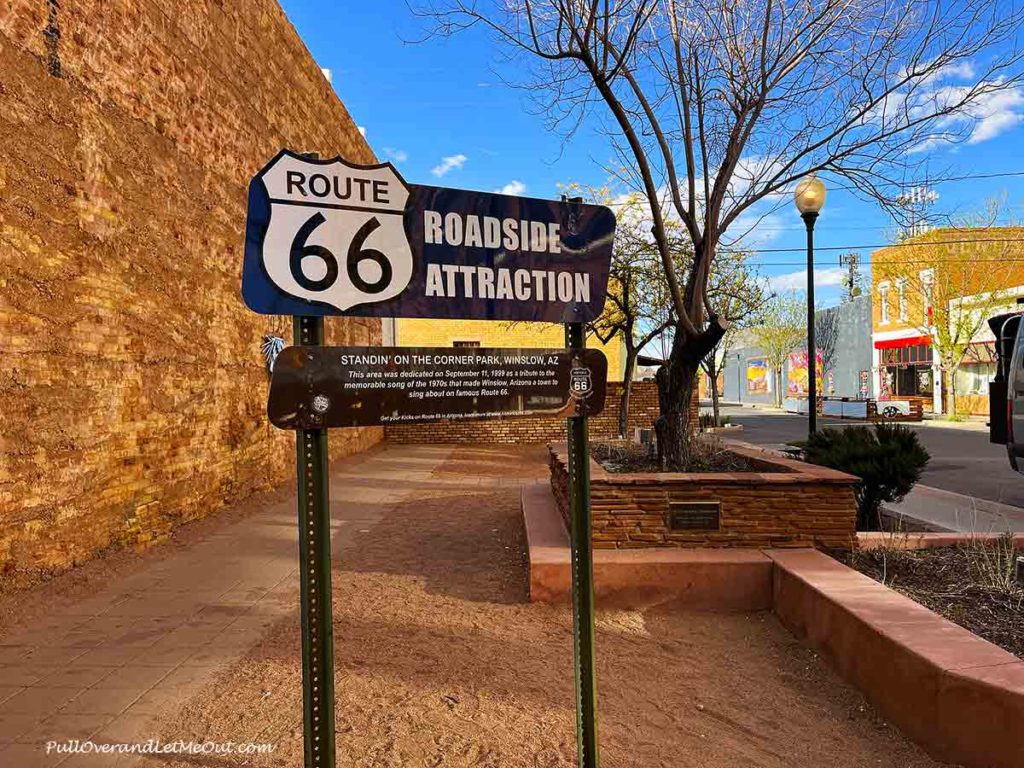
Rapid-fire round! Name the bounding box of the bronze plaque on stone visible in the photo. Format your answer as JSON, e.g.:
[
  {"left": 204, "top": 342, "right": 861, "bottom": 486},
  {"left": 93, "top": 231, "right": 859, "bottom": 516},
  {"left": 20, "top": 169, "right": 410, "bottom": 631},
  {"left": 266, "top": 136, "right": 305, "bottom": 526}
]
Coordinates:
[
  {"left": 267, "top": 345, "right": 607, "bottom": 430},
  {"left": 668, "top": 501, "right": 721, "bottom": 531}
]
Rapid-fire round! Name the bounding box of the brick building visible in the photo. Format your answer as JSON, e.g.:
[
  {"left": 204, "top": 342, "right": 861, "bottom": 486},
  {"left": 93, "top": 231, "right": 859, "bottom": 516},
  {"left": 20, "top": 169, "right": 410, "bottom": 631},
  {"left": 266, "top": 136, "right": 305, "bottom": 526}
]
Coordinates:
[
  {"left": 871, "top": 227, "right": 1024, "bottom": 415},
  {"left": 0, "top": 0, "right": 382, "bottom": 569}
]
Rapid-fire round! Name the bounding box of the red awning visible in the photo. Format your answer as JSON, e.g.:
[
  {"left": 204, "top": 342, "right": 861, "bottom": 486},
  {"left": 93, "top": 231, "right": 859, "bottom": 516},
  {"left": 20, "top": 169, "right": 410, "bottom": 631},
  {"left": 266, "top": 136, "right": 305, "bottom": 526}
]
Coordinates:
[{"left": 874, "top": 335, "right": 931, "bottom": 350}]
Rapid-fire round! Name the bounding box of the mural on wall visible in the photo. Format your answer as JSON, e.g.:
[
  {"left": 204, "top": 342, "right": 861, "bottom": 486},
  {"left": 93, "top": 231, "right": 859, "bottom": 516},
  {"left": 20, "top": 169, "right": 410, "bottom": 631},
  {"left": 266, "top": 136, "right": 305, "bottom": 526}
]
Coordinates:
[
  {"left": 787, "top": 350, "right": 823, "bottom": 395},
  {"left": 859, "top": 370, "right": 870, "bottom": 399},
  {"left": 747, "top": 358, "right": 770, "bottom": 394}
]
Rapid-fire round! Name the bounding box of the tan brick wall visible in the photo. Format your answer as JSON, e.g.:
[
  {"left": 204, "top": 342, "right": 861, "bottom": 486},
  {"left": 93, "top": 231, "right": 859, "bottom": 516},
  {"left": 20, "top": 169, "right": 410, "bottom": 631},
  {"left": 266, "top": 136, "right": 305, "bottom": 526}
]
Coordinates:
[
  {"left": 395, "top": 319, "right": 628, "bottom": 381},
  {"left": 384, "top": 381, "right": 686, "bottom": 444},
  {"left": 0, "top": 0, "right": 383, "bottom": 569},
  {"left": 549, "top": 442, "right": 858, "bottom": 550}
]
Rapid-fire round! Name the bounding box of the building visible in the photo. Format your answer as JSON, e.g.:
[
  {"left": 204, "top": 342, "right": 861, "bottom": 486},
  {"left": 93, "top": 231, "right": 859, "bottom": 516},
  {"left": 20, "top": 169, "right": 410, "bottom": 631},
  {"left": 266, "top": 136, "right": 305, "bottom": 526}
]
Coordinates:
[
  {"left": 394, "top": 318, "right": 627, "bottom": 380},
  {"left": 721, "top": 295, "right": 872, "bottom": 405},
  {"left": 871, "top": 227, "right": 1024, "bottom": 415},
  {"left": 0, "top": 0, "right": 382, "bottom": 569}
]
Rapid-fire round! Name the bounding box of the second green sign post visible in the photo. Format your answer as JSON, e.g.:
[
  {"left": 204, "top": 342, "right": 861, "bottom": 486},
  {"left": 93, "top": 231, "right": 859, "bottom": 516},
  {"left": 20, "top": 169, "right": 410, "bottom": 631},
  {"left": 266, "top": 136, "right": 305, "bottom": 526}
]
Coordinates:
[{"left": 565, "top": 320, "right": 600, "bottom": 768}]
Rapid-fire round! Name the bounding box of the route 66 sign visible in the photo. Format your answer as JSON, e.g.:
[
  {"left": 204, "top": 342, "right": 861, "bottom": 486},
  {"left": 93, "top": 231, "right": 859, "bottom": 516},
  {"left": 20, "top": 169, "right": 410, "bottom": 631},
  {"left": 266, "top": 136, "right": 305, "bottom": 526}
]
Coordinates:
[
  {"left": 242, "top": 150, "right": 413, "bottom": 314},
  {"left": 570, "top": 366, "right": 593, "bottom": 399},
  {"left": 242, "top": 149, "right": 616, "bottom": 322}
]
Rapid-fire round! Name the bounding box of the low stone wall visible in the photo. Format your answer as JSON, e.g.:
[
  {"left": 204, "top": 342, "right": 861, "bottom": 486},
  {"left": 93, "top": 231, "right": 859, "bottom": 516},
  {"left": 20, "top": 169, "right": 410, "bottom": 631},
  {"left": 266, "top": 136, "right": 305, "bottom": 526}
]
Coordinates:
[
  {"left": 770, "top": 548, "right": 1024, "bottom": 768},
  {"left": 386, "top": 381, "right": 680, "bottom": 444},
  {"left": 549, "top": 440, "right": 858, "bottom": 550}
]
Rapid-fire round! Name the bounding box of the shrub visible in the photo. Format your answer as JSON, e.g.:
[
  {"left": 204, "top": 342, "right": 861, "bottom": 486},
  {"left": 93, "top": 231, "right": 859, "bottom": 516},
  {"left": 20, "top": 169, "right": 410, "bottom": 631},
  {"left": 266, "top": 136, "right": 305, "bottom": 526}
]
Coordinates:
[
  {"left": 698, "top": 413, "right": 731, "bottom": 430},
  {"left": 803, "top": 424, "right": 930, "bottom": 530}
]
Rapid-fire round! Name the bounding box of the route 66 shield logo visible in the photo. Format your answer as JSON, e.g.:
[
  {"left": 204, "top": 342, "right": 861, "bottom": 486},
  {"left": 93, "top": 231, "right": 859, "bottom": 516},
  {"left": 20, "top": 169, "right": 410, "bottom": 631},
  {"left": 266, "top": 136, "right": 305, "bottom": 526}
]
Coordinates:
[
  {"left": 570, "top": 366, "right": 593, "bottom": 399},
  {"left": 242, "top": 150, "right": 414, "bottom": 314}
]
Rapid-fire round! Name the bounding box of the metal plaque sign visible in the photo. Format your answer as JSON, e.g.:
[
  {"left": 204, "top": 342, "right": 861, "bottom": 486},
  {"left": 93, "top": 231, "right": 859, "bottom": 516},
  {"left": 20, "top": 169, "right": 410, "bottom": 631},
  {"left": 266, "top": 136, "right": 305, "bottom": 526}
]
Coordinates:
[
  {"left": 242, "top": 150, "right": 615, "bottom": 323},
  {"left": 267, "top": 346, "right": 607, "bottom": 429},
  {"left": 668, "top": 501, "right": 721, "bottom": 531}
]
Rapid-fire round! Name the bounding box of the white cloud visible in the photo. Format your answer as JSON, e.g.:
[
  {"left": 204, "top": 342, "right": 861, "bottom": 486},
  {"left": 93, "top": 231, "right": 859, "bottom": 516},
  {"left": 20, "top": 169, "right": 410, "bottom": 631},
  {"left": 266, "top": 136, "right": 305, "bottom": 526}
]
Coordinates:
[
  {"left": 384, "top": 147, "right": 408, "bottom": 163},
  {"left": 357, "top": 126, "right": 366, "bottom": 138},
  {"left": 431, "top": 154, "right": 468, "bottom": 177},
  {"left": 873, "top": 60, "right": 1024, "bottom": 152},
  {"left": 321, "top": 68, "right": 332, "bottom": 84},
  {"left": 966, "top": 87, "right": 1024, "bottom": 143},
  {"left": 768, "top": 267, "right": 847, "bottom": 293},
  {"left": 494, "top": 180, "right": 526, "bottom": 196},
  {"left": 724, "top": 211, "right": 786, "bottom": 249}
]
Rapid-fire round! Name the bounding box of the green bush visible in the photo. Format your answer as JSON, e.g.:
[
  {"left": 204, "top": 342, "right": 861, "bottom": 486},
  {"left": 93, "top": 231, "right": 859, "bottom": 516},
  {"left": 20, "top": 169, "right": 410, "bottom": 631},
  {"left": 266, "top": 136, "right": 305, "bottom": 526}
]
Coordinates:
[{"left": 803, "top": 424, "right": 930, "bottom": 531}]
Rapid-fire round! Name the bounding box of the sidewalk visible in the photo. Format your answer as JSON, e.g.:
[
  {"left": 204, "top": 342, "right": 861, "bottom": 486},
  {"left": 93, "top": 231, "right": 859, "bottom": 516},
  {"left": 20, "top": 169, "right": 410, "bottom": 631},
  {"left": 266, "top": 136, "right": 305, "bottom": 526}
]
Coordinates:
[
  {"left": 0, "top": 443, "right": 946, "bottom": 768},
  {"left": 0, "top": 444, "right": 453, "bottom": 767},
  {"left": 916, "top": 414, "right": 989, "bottom": 432},
  {"left": 885, "top": 483, "right": 1024, "bottom": 533}
]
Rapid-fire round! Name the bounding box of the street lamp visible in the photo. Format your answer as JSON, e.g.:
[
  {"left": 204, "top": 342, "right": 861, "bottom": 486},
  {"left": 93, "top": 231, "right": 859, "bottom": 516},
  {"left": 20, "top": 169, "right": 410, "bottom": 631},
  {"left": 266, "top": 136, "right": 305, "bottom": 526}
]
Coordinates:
[{"left": 795, "top": 173, "right": 826, "bottom": 437}]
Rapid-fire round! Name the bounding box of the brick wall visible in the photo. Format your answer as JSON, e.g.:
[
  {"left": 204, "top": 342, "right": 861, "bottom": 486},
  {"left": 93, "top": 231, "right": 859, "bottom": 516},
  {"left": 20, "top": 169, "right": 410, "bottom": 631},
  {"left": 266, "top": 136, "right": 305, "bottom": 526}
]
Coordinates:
[
  {"left": 385, "top": 381, "right": 699, "bottom": 444},
  {"left": 549, "top": 441, "right": 858, "bottom": 550},
  {"left": 395, "top": 319, "right": 627, "bottom": 381},
  {"left": 0, "top": 0, "right": 382, "bottom": 569}
]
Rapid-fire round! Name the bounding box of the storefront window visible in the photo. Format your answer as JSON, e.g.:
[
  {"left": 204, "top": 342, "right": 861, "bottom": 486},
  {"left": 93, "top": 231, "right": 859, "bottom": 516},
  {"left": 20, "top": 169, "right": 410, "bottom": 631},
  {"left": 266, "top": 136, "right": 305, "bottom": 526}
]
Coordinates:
[
  {"left": 879, "top": 341, "right": 934, "bottom": 402},
  {"left": 955, "top": 363, "right": 996, "bottom": 396}
]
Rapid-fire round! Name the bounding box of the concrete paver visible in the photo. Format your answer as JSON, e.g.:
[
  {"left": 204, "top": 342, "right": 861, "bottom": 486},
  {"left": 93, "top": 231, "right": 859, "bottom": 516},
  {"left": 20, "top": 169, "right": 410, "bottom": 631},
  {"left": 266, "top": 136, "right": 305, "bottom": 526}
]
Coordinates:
[{"left": 0, "top": 444, "right": 453, "bottom": 767}]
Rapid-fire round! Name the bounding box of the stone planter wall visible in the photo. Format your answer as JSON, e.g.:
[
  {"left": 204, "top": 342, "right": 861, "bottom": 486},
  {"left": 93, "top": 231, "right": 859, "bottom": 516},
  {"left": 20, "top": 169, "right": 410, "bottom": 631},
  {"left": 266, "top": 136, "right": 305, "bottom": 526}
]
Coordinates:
[{"left": 549, "top": 440, "right": 858, "bottom": 550}]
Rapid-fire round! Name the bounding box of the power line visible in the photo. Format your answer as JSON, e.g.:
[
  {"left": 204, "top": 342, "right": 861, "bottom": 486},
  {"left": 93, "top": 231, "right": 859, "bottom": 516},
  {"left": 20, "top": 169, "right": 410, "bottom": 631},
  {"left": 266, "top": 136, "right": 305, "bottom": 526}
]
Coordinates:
[
  {"left": 752, "top": 258, "right": 1024, "bottom": 267},
  {"left": 732, "top": 236, "right": 1024, "bottom": 255},
  {"left": 747, "top": 170, "right": 1024, "bottom": 198}
]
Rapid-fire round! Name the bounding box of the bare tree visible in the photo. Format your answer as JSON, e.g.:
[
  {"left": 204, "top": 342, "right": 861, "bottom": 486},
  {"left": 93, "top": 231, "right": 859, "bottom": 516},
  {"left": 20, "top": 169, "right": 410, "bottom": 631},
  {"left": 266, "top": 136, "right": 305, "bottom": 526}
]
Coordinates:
[
  {"left": 583, "top": 191, "right": 676, "bottom": 436},
  {"left": 700, "top": 249, "right": 767, "bottom": 424},
  {"left": 752, "top": 292, "right": 807, "bottom": 407},
  {"left": 814, "top": 308, "right": 841, "bottom": 395},
  {"left": 419, "top": 0, "right": 1024, "bottom": 467}
]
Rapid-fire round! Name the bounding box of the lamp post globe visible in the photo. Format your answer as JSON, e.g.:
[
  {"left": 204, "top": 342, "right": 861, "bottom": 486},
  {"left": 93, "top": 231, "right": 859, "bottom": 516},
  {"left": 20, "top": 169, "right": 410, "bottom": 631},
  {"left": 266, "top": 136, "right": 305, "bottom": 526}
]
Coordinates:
[
  {"left": 794, "top": 173, "right": 827, "bottom": 216},
  {"left": 795, "top": 173, "right": 826, "bottom": 437}
]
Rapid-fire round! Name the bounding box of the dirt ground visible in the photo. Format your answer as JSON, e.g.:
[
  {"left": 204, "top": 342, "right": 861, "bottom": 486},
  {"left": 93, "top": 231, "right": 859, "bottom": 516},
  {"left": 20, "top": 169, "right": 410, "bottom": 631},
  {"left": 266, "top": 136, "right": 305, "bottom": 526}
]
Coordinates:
[{"left": 153, "top": 445, "right": 941, "bottom": 768}]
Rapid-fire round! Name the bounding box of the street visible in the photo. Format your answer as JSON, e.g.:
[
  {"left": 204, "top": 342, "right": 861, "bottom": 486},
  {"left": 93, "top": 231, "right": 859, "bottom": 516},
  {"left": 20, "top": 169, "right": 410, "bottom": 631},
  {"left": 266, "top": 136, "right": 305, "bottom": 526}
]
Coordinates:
[{"left": 716, "top": 406, "right": 1024, "bottom": 510}]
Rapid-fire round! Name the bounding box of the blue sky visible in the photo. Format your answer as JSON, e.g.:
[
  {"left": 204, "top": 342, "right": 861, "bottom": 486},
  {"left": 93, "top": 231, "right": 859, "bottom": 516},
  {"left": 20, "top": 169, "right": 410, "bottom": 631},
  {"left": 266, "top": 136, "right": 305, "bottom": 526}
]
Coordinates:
[{"left": 280, "top": 0, "right": 1024, "bottom": 307}]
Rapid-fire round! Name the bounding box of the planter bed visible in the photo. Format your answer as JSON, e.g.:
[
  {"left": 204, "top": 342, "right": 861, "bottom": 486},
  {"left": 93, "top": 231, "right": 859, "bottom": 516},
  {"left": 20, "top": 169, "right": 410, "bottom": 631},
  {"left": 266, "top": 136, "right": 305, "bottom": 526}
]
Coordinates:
[
  {"left": 549, "top": 439, "right": 858, "bottom": 550},
  {"left": 842, "top": 541, "right": 1024, "bottom": 658}
]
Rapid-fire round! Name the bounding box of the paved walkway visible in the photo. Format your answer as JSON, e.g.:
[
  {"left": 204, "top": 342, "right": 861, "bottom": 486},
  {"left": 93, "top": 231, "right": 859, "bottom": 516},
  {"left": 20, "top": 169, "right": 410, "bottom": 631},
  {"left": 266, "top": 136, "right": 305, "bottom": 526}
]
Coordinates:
[
  {"left": 885, "top": 483, "right": 1024, "bottom": 533},
  {"left": 0, "top": 444, "right": 453, "bottom": 767}
]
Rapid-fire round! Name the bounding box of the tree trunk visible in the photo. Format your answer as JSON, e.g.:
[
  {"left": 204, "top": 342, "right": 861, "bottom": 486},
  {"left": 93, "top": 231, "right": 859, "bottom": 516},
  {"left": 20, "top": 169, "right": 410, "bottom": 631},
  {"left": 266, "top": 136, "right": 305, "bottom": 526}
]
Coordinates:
[
  {"left": 708, "top": 360, "right": 724, "bottom": 428},
  {"left": 655, "top": 363, "right": 698, "bottom": 470},
  {"left": 654, "top": 319, "right": 727, "bottom": 470},
  {"left": 710, "top": 367, "right": 721, "bottom": 426},
  {"left": 619, "top": 351, "right": 636, "bottom": 439},
  {"left": 945, "top": 361, "right": 958, "bottom": 418},
  {"left": 775, "top": 366, "right": 784, "bottom": 407}
]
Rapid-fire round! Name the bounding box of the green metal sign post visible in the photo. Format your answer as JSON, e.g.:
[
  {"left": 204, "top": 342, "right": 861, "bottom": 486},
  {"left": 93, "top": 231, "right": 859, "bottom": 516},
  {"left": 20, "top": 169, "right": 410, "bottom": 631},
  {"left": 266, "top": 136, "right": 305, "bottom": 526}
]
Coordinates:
[
  {"left": 244, "top": 154, "right": 613, "bottom": 768},
  {"left": 293, "top": 314, "right": 337, "bottom": 768},
  {"left": 565, "top": 320, "right": 600, "bottom": 768}
]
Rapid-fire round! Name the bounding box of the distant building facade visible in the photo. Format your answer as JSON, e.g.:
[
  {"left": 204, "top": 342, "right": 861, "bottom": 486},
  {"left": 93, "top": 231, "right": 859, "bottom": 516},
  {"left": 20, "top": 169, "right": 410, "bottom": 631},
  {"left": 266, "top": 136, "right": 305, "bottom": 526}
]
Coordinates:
[
  {"left": 871, "top": 227, "right": 1024, "bottom": 415},
  {"left": 721, "top": 295, "right": 872, "bottom": 405}
]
